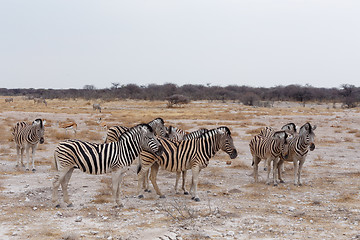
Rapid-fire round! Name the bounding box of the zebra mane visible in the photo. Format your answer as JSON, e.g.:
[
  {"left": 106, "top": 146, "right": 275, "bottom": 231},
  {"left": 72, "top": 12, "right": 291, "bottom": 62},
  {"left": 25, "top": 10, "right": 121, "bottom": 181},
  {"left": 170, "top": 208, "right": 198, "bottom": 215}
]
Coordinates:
[
  {"left": 152, "top": 118, "right": 164, "bottom": 125},
  {"left": 218, "top": 126, "right": 231, "bottom": 136},
  {"left": 137, "top": 123, "right": 154, "bottom": 133},
  {"left": 33, "top": 118, "right": 44, "bottom": 128},
  {"left": 300, "top": 122, "right": 313, "bottom": 134}
]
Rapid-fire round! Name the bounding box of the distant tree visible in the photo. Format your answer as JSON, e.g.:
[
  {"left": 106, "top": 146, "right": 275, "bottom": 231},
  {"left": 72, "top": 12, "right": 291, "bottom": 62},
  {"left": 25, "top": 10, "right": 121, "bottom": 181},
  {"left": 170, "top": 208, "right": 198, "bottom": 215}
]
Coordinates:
[
  {"left": 111, "top": 82, "right": 120, "bottom": 89},
  {"left": 340, "top": 84, "right": 358, "bottom": 108},
  {"left": 83, "top": 85, "right": 96, "bottom": 90}
]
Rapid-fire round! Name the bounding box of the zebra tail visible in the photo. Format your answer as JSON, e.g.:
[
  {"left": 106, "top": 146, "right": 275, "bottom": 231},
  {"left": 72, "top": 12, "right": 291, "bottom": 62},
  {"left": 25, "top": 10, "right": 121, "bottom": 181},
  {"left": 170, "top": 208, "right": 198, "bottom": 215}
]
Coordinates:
[{"left": 136, "top": 157, "right": 142, "bottom": 174}]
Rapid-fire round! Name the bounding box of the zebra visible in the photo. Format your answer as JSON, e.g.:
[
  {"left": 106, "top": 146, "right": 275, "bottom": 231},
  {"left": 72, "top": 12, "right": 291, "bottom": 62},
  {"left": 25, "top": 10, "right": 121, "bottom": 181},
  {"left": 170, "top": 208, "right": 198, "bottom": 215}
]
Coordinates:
[
  {"left": 278, "top": 122, "right": 316, "bottom": 186},
  {"left": 258, "top": 123, "right": 297, "bottom": 171},
  {"left": 34, "top": 98, "right": 47, "bottom": 106},
  {"left": 5, "top": 98, "right": 13, "bottom": 103},
  {"left": 137, "top": 126, "right": 238, "bottom": 202},
  {"left": 104, "top": 117, "right": 168, "bottom": 143},
  {"left": 249, "top": 130, "right": 289, "bottom": 186},
  {"left": 52, "top": 124, "right": 164, "bottom": 208},
  {"left": 164, "top": 126, "right": 209, "bottom": 194},
  {"left": 12, "top": 119, "right": 45, "bottom": 171},
  {"left": 93, "top": 103, "right": 101, "bottom": 112}
]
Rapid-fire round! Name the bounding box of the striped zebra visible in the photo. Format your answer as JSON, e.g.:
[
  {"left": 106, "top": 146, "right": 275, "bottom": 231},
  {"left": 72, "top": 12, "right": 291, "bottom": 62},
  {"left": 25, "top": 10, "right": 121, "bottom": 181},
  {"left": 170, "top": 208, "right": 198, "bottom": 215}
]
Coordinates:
[
  {"left": 12, "top": 119, "right": 45, "bottom": 171},
  {"left": 278, "top": 122, "right": 316, "bottom": 186},
  {"left": 104, "top": 117, "right": 168, "bottom": 143},
  {"left": 137, "top": 126, "right": 237, "bottom": 202},
  {"left": 249, "top": 130, "right": 289, "bottom": 186},
  {"left": 165, "top": 126, "right": 209, "bottom": 194},
  {"left": 258, "top": 123, "right": 297, "bottom": 171},
  {"left": 52, "top": 124, "right": 164, "bottom": 208}
]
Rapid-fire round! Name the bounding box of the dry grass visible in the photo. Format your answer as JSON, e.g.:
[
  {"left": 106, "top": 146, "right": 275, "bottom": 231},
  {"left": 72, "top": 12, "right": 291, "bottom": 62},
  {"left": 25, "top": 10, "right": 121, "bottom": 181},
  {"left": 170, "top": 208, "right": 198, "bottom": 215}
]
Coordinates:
[{"left": 245, "top": 127, "right": 263, "bottom": 135}]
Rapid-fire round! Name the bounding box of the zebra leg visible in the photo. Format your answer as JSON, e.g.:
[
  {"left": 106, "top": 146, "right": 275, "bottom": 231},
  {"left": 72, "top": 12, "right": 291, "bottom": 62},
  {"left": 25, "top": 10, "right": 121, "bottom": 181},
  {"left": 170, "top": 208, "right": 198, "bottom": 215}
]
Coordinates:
[
  {"left": 137, "top": 164, "right": 151, "bottom": 198},
  {"left": 61, "top": 168, "right": 74, "bottom": 207},
  {"left": 111, "top": 167, "right": 127, "bottom": 207},
  {"left": 293, "top": 159, "right": 299, "bottom": 186},
  {"left": 297, "top": 159, "right": 305, "bottom": 186},
  {"left": 190, "top": 166, "right": 201, "bottom": 201},
  {"left": 15, "top": 146, "right": 21, "bottom": 167},
  {"left": 265, "top": 158, "right": 272, "bottom": 185},
  {"left": 182, "top": 170, "right": 189, "bottom": 195},
  {"left": 175, "top": 171, "right": 181, "bottom": 194},
  {"left": 149, "top": 163, "right": 165, "bottom": 198},
  {"left": 143, "top": 168, "right": 151, "bottom": 192},
  {"left": 31, "top": 145, "right": 37, "bottom": 171},
  {"left": 25, "top": 145, "right": 30, "bottom": 171},
  {"left": 272, "top": 158, "right": 279, "bottom": 186},
  {"left": 253, "top": 156, "right": 260, "bottom": 182},
  {"left": 277, "top": 160, "right": 285, "bottom": 183},
  {"left": 52, "top": 168, "right": 71, "bottom": 207},
  {"left": 263, "top": 159, "right": 267, "bottom": 171}
]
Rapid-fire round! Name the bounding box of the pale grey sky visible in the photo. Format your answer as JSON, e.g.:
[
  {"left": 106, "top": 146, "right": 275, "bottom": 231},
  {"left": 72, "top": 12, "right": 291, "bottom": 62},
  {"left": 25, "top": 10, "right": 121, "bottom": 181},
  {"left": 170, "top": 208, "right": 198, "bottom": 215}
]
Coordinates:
[{"left": 1, "top": 0, "right": 359, "bottom": 89}]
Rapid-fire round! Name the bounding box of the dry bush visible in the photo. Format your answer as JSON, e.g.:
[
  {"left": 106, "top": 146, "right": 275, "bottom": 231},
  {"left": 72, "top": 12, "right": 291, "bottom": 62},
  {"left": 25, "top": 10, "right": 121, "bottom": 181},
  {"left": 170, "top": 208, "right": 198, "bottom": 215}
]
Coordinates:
[
  {"left": 92, "top": 177, "right": 112, "bottom": 204},
  {"left": 230, "top": 160, "right": 251, "bottom": 169},
  {"left": 76, "top": 130, "right": 104, "bottom": 142},
  {"left": 245, "top": 127, "right": 263, "bottom": 135},
  {"left": 344, "top": 137, "right": 353, "bottom": 143},
  {"left": 355, "top": 132, "right": 360, "bottom": 138},
  {"left": 347, "top": 129, "right": 358, "bottom": 134},
  {"left": 47, "top": 128, "right": 69, "bottom": 141}
]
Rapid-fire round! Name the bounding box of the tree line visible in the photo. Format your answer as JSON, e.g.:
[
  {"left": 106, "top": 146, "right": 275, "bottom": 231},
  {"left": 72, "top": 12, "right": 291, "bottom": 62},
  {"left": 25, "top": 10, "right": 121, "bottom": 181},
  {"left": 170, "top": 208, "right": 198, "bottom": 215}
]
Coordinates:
[{"left": 0, "top": 83, "right": 359, "bottom": 108}]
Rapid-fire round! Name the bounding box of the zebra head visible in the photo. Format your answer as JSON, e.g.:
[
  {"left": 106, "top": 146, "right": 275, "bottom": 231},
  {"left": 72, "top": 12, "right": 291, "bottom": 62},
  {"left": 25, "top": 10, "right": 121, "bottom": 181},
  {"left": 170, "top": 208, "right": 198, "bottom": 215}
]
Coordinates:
[
  {"left": 281, "top": 122, "right": 297, "bottom": 136},
  {"left": 299, "top": 122, "right": 317, "bottom": 151},
  {"left": 149, "top": 118, "right": 169, "bottom": 138},
  {"left": 272, "top": 131, "right": 289, "bottom": 158},
  {"left": 33, "top": 118, "right": 45, "bottom": 144},
  {"left": 217, "top": 127, "right": 237, "bottom": 159},
  {"left": 139, "top": 124, "right": 164, "bottom": 156},
  {"left": 167, "top": 125, "right": 185, "bottom": 141}
]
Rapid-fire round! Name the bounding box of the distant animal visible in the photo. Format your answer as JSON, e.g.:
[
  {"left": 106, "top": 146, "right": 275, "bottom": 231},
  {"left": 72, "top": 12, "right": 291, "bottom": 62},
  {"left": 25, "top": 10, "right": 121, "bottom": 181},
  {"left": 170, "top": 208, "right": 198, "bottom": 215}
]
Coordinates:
[
  {"left": 93, "top": 103, "right": 101, "bottom": 112},
  {"left": 97, "top": 118, "right": 107, "bottom": 130},
  {"left": 137, "top": 126, "right": 238, "bottom": 202},
  {"left": 34, "top": 98, "right": 47, "bottom": 106},
  {"left": 58, "top": 121, "right": 77, "bottom": 135},
  {"left": 12, "top": 119, "right": 45, "bottom": 171},
  {"left": 52, "top": 124, "right": 164, "bottom": 208},
  {"left": 249, "top": 131, "right": 289, "bottom": 186},
  {"left": 5, "top": 98, "right": 13, "bottom": 103},
  {"left": 278, "top": 122, "right": 316, "bottom": 186}
]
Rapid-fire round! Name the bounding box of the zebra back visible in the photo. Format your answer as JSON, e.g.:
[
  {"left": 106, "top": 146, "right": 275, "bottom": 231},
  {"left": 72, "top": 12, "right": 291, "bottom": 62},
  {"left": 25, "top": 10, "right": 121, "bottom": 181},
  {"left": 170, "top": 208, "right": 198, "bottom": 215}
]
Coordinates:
[
  {"left": 12, "top": 121, "right": 28, "bottom": 136},
  {"left": 55, "top": 124, "right": 163, "bottom": 174},
  {"left": 250, "top": 131, "right": 288, "bottom": 159}
]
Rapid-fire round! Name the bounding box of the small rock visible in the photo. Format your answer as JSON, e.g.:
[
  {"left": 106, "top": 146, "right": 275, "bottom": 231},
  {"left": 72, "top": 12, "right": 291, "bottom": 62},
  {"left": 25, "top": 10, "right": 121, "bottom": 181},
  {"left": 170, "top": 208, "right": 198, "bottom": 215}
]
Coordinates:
[
  {"left": 25, "top": 197, "right": 30, "bottom": 202},
  {"left": 33, "top": 207, "right": 37, "bottom": 211},
  {"left": 227, "top": 231, "right": 235, "bottom": 236},
  {"left": 75, "top": 216, "right": 82, "bottom": 222},
  {"left": 288, "top": 207, "right": 296, "bottom": 212},
  {"left": 90, "top": 231, "right": 99, "bottom": 235}
]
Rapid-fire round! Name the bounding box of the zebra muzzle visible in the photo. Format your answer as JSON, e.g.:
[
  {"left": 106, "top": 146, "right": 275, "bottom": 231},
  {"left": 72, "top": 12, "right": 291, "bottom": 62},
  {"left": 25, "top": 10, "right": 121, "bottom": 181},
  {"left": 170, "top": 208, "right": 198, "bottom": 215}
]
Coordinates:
[
  {"left": 39, "top": 138, "right": 44, "bottom": 144},
  {"left": 155, "top": 145, "right": 164, "bottom": 156},
  {"left": 229, "top": 149, "right": 238, "bottom": 159},
  {"left": 310, "top": 143, "right": 315, "bottom": 151}
]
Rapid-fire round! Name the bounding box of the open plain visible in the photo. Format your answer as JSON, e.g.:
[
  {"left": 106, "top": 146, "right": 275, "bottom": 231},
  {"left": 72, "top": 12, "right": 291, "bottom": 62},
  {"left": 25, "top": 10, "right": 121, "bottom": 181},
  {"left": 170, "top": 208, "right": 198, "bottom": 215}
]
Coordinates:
[{"left": 0, "top": 97, "right": 359, "bottom": 239}]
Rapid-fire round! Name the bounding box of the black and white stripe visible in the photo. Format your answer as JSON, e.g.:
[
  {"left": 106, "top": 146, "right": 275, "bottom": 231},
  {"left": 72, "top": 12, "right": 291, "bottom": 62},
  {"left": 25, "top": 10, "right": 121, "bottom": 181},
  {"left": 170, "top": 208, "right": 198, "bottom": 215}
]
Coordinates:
[
  {"left": 137, "top": 126, "right": 237, "bottom": 201},
  {"left": 13, "top": 119, "right": 45, "bottom": 171},
  {"left": 52, "top": 124, "right": 164, "bottom": 207},
  {"left": 249, "top": 130, "right": 289, "bottom": 185},
  {"left": 278, "top": 122, "right": 316, "bottom": 186},
  {"left": 105, "top": 118, "right": 168, "bottom": 143}
]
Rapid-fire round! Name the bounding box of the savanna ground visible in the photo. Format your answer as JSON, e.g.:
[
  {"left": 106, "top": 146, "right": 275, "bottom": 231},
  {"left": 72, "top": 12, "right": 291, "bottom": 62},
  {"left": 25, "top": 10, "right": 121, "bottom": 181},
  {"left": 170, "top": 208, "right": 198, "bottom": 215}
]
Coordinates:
[{"left": 0, "top": 97, "right": 359, "bottom": 240}]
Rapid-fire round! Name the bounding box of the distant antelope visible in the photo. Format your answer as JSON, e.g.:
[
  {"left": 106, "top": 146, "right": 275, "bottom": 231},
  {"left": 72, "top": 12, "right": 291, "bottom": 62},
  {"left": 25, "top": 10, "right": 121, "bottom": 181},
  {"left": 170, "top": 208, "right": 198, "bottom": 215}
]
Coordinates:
[
  {"left": 58, "top": 121, "right": 77, "bottom": 135},
  {"left": 97, "top": 118, "right": 107, "bottom": 129},
  {"left": 34, "top": 98, "right": 47, "bottom": 106},
  {"left": 5, "top": 98, "right": 13, "bottom": 103},
  {"left": 93, "top": 103, "right": 101, "bottom": 112}
]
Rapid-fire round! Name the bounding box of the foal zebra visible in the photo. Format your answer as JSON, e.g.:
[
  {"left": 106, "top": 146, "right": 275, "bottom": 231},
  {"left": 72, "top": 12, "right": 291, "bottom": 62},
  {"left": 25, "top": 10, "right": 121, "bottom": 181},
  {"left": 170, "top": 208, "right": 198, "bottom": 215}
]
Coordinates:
[
  {"left": 249, "top": 131, "right": 289, "bottom": 185},
  {"left": 12, "top": 119, "right": 45, "bottom": 171},
  {"left": 52, "top": 124, "right": 164, "bottom": 207},
  {"left": 137, "top": 126, "right": 237, "bottom": 201},
  {"left": 105, "top": 117, "right": 168, "bottom": 143},
  {"left": 278, "top": 122, "right": 316, "bottom": 186}
]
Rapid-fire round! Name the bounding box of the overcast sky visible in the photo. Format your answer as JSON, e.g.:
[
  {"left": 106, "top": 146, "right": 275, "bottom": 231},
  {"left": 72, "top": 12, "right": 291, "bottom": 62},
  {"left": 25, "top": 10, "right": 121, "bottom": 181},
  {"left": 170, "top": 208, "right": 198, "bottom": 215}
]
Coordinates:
[{"left": 1, "top": 0, "right": 359, "bottom": 89}]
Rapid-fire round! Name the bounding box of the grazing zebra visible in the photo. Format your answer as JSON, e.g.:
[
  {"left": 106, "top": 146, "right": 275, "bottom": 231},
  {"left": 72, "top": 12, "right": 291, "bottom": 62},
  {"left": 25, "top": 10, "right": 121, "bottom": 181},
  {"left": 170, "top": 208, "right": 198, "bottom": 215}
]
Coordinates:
[
  {"left": 278, "top": 122, "right": 316, "bottom": 186},
  {"left": 52, "top": 124, "right": 164, "bottom": 207},
  {"left": 13, "top": 119, "right": 45, "bottom": 171},
  {"left": 93, "top": 103, "right": 101, "bottom": 112},
  {"left": 137, "top": 126, "right": 238, "bottom": 201},
  {"left": 104, "top": 118, "right": 168, "bottom": 143},
  {"left": 249, "top": 131, "right": 289, "bottom": 186},
  {"left": 258, "top": 123, "right": 297, "bottom": 171},
  {"left": 34, "top": 98, "right": 47, "bottom": 106},
  {"left": 165, "top": 126, "right": 209, "bottom": 194},
  {"left": 5, "top": 98, "right": 13, "bottom": 103}
]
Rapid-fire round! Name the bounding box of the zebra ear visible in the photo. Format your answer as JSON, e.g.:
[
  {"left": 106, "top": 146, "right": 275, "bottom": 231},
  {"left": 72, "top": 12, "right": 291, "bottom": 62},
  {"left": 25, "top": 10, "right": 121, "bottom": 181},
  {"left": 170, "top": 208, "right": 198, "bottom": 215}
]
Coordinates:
[{"left": 312, "top": 125, "right": 317, "bottom": 131}]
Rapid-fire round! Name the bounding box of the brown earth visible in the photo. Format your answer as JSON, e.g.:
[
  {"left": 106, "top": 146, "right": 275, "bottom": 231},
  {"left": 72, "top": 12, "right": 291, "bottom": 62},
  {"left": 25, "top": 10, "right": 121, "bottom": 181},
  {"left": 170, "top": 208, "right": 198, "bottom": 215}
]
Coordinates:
[{"left": 0, "top": 97, "right": 359, "bottom": 239}]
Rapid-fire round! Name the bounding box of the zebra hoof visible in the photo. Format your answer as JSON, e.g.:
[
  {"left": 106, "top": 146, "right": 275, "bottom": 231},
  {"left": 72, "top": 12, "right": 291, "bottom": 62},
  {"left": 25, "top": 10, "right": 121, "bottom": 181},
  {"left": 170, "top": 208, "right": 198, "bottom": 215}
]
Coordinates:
[
  {"left": 26, "top": 168, "right": 30, "bottom": 171},
  {"left": 138, "top": 194, "right": 144, "bottom": 199},
  {"left": 67, "top": 203, "right": 73, "bottom": 207},
  {"left": 184, "top": 191, "right": 189, "bottom": 195},
  {"left": 194, "top": 197, "right": 200, "bottom": 202},
  {"left": 280, "top": 180, "right": 285, "bottom": 183},
  {"left": 159, "top": 195, "right": 166, "bottom": 199},
  {"left": 32, "top": 169, "right": 36, "bottom": 172},
  {"left": 273, "top": 183, "right": 278, "bottom": 187}
]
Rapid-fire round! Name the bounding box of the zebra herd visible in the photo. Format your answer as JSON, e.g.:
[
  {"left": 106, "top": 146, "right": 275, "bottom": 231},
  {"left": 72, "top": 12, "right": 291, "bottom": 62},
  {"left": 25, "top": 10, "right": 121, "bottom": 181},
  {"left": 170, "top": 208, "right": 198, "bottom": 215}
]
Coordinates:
[{"left": 11, "top": 117, "right": 316, "bottom": 208}]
